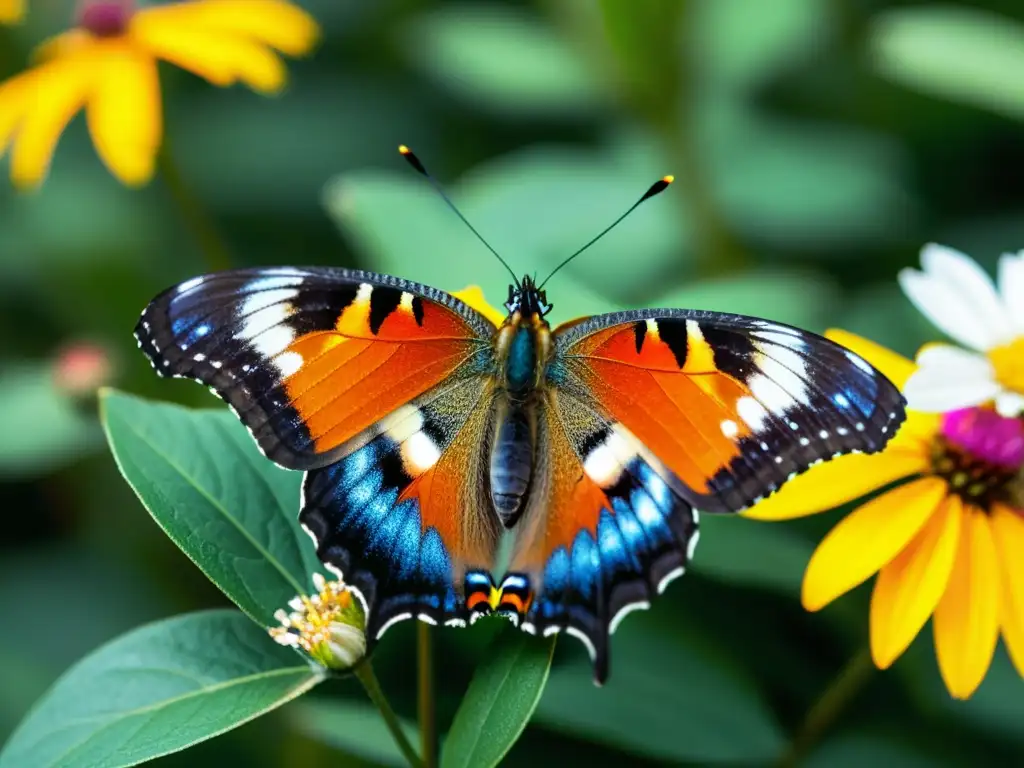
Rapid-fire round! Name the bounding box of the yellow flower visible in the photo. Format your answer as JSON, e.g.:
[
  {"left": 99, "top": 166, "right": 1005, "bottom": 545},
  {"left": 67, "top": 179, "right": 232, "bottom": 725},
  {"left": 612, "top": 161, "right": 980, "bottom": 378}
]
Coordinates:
[
  {"left": 1, "top": 0, "right": 24, "bottom": 24},
  {"left": 747, "top": 330, "right": 1024, "bottom": 699},
  {"left": 0, "top": 0, "right": 319, "bottom": 188},
  {"left": 452, "top": 285, "right": 506, "bottom": 326},
  {"left": 270, "top": 573, "right": 366, "bottom": 671}
]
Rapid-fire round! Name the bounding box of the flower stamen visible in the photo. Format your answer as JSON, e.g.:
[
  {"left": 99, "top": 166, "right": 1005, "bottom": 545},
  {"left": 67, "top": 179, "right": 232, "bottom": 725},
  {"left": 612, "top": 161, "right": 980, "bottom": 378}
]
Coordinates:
[
  {"left": 269, "top": 573, "right": 366, "bottom": 671},
  {"left": 988, "top": 337, "right": 1024, "bottom": 395},
  {"left": 932, "top": 407, "right": 1024, "bottom": 509}
]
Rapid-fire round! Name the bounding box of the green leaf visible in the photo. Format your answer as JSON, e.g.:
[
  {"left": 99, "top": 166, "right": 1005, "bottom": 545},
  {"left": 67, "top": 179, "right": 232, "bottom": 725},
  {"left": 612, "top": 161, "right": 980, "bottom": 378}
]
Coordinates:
[
  {"left": 534, "top": 611, "right": 784, "bottom": 763},
  {"left": 871, "top": 6, "right": 1024, "bottom": 122},
  {"left": 694, "top": 0, "right": 834, "bottom": 92},
  {"left": 651, "top": 269, "right": 841, "bottom": 331},
  {"left": 100, "top": 389, "right": 320, "bottom": 625},
  {"left": 0, "top": 548, "right": 169, "bottom": 741},
  {"left": 286, "top": 697, "right": 417, "bottom": 768},
  {"left": 0, "top": 610, "right": 320, "bottom": 768},
  {"left": 0, "top": 363, "right": 101, "bottom": 480},
  {"left": 692, "top": 515, "right": 814, "bottom": 595},
  {"left": 702, "top": 102, "right": 911, "bottom": 248},
  {"left": 441, "top": 625, "right": 556, "bottom": 768},
  {"left": 403, "top": 6, "right": 605, "bottom": 118},
  {"left": 805, "top": 733, "right": 947, "bottom": 768}
]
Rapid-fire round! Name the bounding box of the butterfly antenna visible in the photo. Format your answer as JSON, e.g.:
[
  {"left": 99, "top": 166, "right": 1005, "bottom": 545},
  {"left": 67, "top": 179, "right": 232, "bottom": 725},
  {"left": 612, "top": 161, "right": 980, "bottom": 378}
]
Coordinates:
[
  {"left": 399, "top": 145, "right": 520, "bottom": 289},
  {"left": 538, "top": 175, "right": 674, "bottom": 289}
]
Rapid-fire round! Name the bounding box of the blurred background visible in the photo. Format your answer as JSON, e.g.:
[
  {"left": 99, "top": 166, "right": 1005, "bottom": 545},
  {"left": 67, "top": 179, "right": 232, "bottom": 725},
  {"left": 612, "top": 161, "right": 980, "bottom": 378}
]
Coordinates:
[{"left": 2, "top": 0, "right": 1023, "bottom": 765}]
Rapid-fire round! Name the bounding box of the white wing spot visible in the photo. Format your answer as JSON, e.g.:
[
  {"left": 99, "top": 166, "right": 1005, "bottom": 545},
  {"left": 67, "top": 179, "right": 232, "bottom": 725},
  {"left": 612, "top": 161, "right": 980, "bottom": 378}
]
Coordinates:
[
  {"left": 275, "top": 351, "right": 304, "bottom": 378},
  {"left": 736, "top": 396, "right": 769, "bottom": 432}
]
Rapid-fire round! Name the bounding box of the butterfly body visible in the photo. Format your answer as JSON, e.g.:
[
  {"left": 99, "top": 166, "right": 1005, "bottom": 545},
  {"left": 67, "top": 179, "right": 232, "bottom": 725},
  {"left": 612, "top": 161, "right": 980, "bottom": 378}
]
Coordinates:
[{"left": 136, "top": 266, "right": 906, "bottom": 683}]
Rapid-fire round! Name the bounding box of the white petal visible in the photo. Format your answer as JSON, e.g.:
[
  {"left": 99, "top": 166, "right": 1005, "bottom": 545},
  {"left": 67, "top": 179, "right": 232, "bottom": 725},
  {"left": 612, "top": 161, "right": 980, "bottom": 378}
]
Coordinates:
[
  {"left": 898, "top": 243, "right": 1012, "bottom": 350},
  {"left": 998, "top": 251, "right": 1024, "bottom": 336},
  {"left": 904, "top": 350, "right": 1001, "bottom": 412},
  {"left": 916, "top": 343, "right": 994, "bottom": 376},
  {"left": 995, "top": 391, "right": 1024, "bottom": 417}
]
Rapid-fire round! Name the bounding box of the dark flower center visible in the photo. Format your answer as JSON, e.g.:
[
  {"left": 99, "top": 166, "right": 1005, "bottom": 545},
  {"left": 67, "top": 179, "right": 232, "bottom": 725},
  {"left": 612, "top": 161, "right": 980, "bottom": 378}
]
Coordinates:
[
  {"left": 77, "top": 0, "right": 135, "bottom": 37},
  {"left": 930, "top": 436, "right": 1020, "bottom": 509}
]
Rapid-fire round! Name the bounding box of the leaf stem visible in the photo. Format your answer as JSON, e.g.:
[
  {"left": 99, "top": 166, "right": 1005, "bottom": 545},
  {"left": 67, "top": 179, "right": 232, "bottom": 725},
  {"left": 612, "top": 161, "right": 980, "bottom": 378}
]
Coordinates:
[
  {"left": 157, "top": 139, "right": 232, "bottom": 273},
  {"left": 418, "top": 622, "right": 437, "bottom": 768},
  {"left": 355, "top": 662, "right": 424, "bottom": 768},
  {"left": 777, "top": 646, "right": 875, "bottom": 767}
]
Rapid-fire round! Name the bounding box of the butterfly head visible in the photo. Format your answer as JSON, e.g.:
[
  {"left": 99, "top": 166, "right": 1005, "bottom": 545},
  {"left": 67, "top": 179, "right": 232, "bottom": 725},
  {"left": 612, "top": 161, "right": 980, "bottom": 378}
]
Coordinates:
[{"left": 505, "top": 275, "right": 552, "bottom": 320}]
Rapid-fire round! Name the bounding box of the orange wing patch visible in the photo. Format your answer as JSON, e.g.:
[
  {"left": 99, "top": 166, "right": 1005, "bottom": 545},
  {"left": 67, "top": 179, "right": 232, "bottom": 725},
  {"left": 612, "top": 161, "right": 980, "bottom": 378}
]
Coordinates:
[
  {"left": 564, "top": 318, "right": 754, "bottom": 494},
  {"left": 281, "top": 285, "right": 486, "bottom": 455}
]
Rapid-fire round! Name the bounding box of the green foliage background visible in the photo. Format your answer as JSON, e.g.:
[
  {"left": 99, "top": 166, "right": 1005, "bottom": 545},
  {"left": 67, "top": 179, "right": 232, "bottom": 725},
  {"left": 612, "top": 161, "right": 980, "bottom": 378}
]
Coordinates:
[{"left": 2, "top": 0, "right": 1024, "bottom": 765}]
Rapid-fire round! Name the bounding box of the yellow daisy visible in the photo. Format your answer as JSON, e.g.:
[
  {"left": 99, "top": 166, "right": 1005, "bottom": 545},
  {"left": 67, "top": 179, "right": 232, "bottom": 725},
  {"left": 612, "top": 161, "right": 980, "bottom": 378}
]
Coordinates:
[
  {"left": 0, "top": 0, "right": 319, "bottom": 188},
  {"left": 747, "top": 330, "right": 1024, "bottom": 699},
  {"left": 1, "top": 0, "right": 23, "bottom": 24}
]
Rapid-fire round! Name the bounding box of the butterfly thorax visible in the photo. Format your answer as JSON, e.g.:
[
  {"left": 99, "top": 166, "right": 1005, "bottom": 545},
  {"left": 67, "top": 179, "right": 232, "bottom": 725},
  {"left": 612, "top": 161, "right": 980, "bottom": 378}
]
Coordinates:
[{"left": 490, "top": 278, "right": 554, "bottom": 527}]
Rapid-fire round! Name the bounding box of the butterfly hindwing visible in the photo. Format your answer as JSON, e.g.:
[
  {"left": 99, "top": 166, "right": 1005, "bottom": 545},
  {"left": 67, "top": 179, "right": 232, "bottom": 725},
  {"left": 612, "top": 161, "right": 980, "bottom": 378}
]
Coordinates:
[
  {"left": 500, "top": 389, "right": 698, "bottom": 683},
  {"left": 299, "top": 371, "right": 503, "bottom": 639},
  {"left": 551, "top": 309, "right": 906, "bottom": 513},
  {"left": 135, "top": 267, "right": 494, "bottom": 471}
]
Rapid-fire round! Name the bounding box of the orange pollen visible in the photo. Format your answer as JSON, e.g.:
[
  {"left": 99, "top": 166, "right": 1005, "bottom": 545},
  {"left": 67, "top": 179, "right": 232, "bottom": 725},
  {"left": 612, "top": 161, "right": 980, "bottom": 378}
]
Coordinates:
[{"left": 988, "top": 337, "right": 1024, "bottom": 393}]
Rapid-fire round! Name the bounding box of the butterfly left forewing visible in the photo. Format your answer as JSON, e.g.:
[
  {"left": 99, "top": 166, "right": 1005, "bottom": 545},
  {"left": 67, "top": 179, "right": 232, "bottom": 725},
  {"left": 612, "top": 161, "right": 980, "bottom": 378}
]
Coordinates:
[{"left": 135, "top": 267, "right": 494, "bottom": 471}]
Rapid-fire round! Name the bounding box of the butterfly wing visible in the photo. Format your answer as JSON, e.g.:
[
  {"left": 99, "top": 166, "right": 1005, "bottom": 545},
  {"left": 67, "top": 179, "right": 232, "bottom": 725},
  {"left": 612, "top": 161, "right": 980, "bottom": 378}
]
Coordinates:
[
  {"left": 136, "top": 267, "right": 503, "bottom": 637},
  {"left": 503, "top": 309, "right": 905, "bottom": 682},
  {"left": 301, "top": 371, "right": 503, "bottom": 637},
  {"left": 135, "top": 267, "right": 494, "bottom": 470},
  {"left": 553, "top": 309, "right": 906, "bottom": 512}
]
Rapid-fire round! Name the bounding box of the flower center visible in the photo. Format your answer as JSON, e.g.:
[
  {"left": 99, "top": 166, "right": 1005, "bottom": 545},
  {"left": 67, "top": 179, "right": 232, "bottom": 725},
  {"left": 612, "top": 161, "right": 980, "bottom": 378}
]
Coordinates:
[
  {"left": 932, "top": 407, "right": 1024, "bottom": 507},
  {"left": 77, "top": 0, "right": 135, "bottom": 37},
  {"left": 988, "top": 337, "right": 1024, "bottom": 394}
]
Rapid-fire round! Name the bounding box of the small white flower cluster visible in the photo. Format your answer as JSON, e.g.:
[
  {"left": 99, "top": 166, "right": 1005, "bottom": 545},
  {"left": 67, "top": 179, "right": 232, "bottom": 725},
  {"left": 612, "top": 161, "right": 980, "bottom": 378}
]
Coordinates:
[
  {"left": 900, "top": 244, "right": 1024, "bottom": 417},
  {"left": 270, "top": 572, "right": 366, "bottom": 671}
]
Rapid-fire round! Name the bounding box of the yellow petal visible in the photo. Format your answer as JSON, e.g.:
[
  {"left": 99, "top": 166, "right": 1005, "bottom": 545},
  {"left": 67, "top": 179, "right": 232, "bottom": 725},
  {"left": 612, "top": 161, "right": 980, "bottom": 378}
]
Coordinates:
[
  {"left": 10, "top": 55, "right": 95, "bottom": 189},
  {"left": 870, "top": 495, "right": 961, "bottom": 668},
  {"left": 934, "top": 506, "right": 1001, "bottom": 699},
  {"left": 744, "top": 449, "right": 927, "bottom": 521},
  {"left": 991, "top": 504, "right": 1024, "bottom": 680},
  {"left": 131, "top": 15, "right": 286, "bottom": 93},
  {"left": 451, "top": 286, "right": 505, "bottom": 328},
  {"left": 86, "top": 40, "right": 161, "bottom": 186},
  {"left": 31, "top": 29, "right": 91, "bottom": 63},
  {"left": 802, "top": 477, "right": 947, "bottom": 611},
  {"left": 138, "top": 0, "right": 319, "bottom": 56},
  {"left": 0, "top": 0, "right": 24, "bottom": 24},
  {"left": 0, "top": 68, "right": 41, "bottom": 157},
  {"left": 888, "top": 410, "right": 942, "bottom": 454},
  {"left": 826, "top": 329, "right": 916, "bottom": 389}
]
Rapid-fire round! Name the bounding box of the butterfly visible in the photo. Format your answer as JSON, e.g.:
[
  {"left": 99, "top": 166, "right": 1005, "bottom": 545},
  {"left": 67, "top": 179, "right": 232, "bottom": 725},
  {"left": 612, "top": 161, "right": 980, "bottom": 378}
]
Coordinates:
[{"left": 135, "top": 149, "right": 906, "bottom": 683}]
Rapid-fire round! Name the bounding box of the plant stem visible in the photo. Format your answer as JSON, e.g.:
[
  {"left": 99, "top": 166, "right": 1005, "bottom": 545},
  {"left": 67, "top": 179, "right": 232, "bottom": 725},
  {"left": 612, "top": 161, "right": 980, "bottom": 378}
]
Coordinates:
[
  {"left": 355, "top": 662, "right": 424, "bottom": 768},
  {"left": 777, "top": 646, "right": 875, "bottom": 767},
  {"left": 156, "top": 140, "right": 232, "bottom": 273},
  {"left": 418, "top": 622, "right": 437, "bottom": 768}
]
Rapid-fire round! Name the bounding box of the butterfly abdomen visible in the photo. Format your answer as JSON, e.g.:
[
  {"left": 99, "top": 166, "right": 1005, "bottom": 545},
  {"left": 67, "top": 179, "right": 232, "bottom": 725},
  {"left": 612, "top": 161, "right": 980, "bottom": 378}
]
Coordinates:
[{"left": 489, "top": 403, "right": 534, "bottom": 528}]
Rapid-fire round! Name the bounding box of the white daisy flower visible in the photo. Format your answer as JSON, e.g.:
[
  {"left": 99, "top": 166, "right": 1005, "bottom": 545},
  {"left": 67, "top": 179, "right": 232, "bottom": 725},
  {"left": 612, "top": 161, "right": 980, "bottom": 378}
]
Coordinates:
[{"left": 898, "top": 243, "right": 1024, "bottom": 417}]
